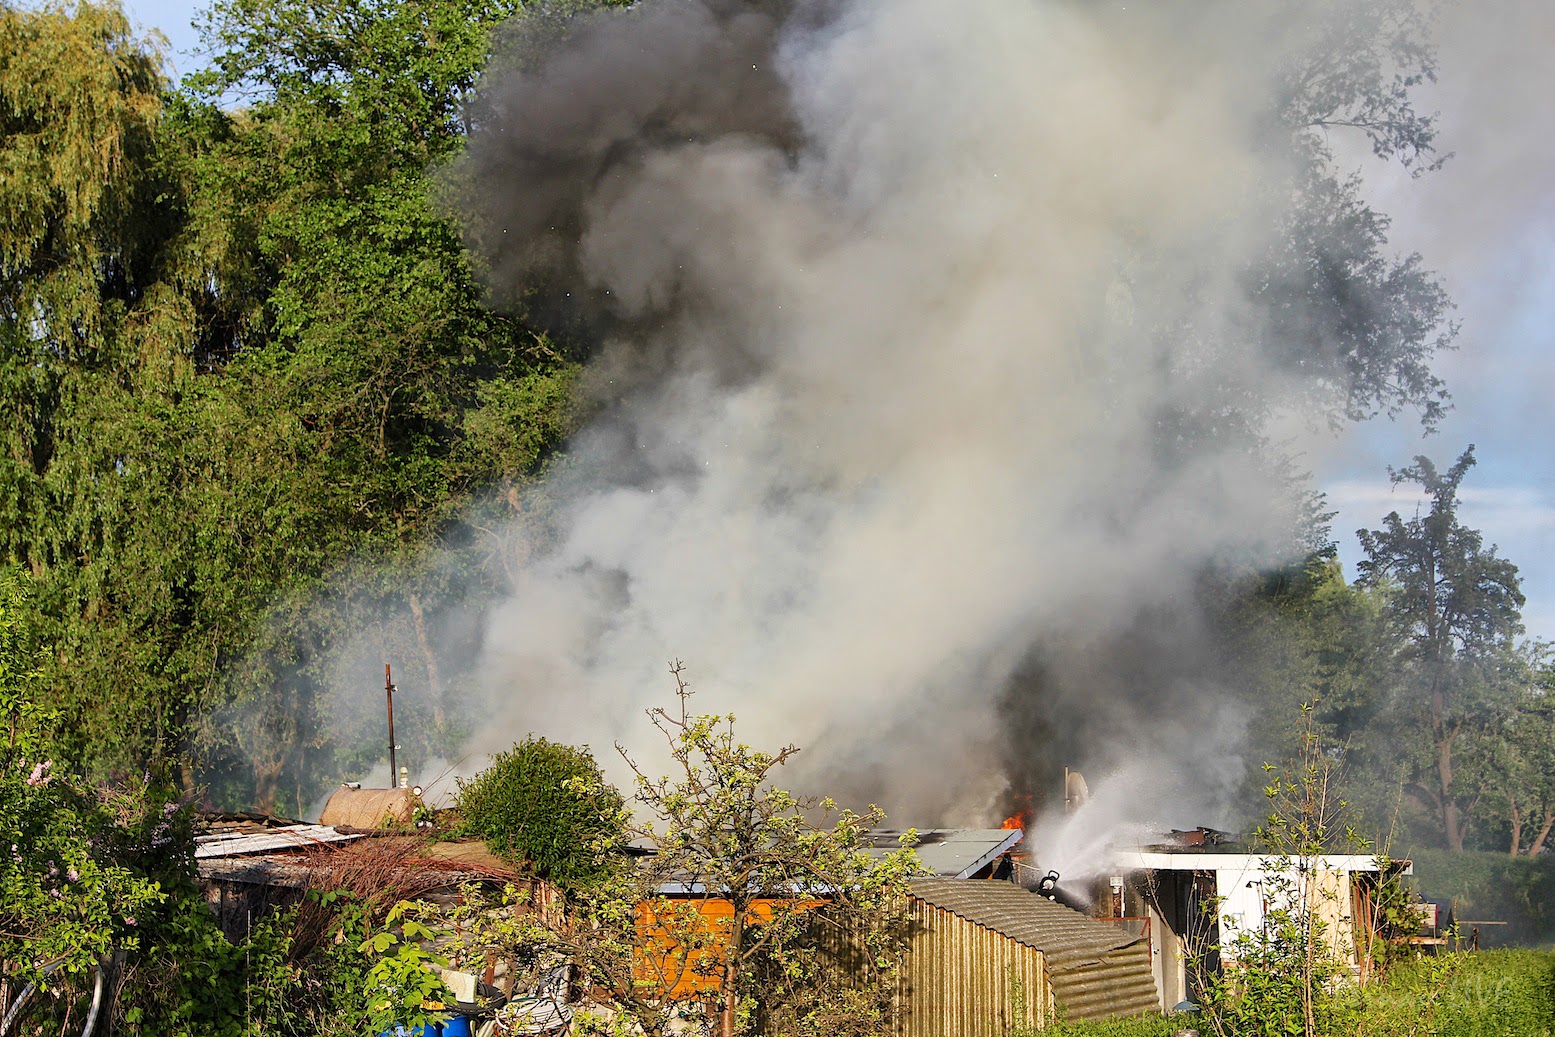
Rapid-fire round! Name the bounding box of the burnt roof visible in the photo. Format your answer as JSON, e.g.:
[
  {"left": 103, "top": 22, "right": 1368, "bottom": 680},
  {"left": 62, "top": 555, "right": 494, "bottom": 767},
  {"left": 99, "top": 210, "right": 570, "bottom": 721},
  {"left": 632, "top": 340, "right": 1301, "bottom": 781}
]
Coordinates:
[{"left": 909, "top": 878, "right": 1143, "bottom": 970}]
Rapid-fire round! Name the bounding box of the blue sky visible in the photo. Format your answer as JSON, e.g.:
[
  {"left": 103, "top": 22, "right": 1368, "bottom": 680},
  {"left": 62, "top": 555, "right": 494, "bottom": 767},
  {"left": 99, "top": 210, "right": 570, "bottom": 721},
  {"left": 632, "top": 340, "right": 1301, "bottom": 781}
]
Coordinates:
[
  {"left": 126, "top": 0, "right": 201, "bottom": 70},
  {"left": 124, "top": 0, "right": 1555, "bottom": 643}
]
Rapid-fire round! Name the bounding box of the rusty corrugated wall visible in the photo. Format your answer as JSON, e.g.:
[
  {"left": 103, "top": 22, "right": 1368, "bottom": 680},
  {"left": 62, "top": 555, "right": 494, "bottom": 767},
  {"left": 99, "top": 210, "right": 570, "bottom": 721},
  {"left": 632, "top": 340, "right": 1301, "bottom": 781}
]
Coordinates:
[{"left": 897, "top": 899, "right": 1049, "bottom": 1037}]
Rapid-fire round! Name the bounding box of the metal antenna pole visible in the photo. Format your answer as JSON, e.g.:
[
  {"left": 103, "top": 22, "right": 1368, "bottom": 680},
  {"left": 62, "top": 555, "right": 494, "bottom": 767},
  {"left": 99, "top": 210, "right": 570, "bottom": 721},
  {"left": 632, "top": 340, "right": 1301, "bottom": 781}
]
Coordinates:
[{"left": 385, "top": 664, "right": 397, "bottom": 785}]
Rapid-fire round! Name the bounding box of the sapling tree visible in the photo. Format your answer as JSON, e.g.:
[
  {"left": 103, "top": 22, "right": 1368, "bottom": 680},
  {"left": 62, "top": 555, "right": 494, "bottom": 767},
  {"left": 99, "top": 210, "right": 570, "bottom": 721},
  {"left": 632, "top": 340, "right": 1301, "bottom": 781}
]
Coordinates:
[
  {"left": 1201, "top": 703, "right": 1414, "bottom": 1037},
  {"left": 614, "top": 663, "right": 917, "bottom": 1037},
  {"left": 359, "top": 899, "right": 455, "bottom": 1036},
  {"left": 451, "top": 664, "right": 917, "bottom": 1037}
]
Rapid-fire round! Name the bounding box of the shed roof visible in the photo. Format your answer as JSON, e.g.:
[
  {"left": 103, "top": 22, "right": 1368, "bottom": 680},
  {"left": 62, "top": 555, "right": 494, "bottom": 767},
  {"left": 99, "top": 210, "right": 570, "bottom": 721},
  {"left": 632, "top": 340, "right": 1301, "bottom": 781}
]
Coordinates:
[
  {"left": 908, "top": 878, "right": 1142, "bottom": 971},
  {"left": 864, "top": 829, "right": 1022, "bottom": 878},
  {"left": 195, "top": 823, "right": 362, "bottom": 859}
]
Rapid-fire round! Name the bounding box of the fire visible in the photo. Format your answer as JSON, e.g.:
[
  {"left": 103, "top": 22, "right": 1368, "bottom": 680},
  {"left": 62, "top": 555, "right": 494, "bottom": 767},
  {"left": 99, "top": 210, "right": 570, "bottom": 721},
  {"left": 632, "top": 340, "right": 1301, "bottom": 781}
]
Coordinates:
[{"left": 1000, "top": 793, "right": 1031, "bottom": 838}]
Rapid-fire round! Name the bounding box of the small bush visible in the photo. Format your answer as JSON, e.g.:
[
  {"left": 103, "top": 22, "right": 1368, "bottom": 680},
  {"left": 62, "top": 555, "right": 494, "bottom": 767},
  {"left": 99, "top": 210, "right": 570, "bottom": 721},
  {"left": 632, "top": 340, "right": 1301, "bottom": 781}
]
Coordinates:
[{"left": 454, "top": 737, "right": 624, "bottom": 887}]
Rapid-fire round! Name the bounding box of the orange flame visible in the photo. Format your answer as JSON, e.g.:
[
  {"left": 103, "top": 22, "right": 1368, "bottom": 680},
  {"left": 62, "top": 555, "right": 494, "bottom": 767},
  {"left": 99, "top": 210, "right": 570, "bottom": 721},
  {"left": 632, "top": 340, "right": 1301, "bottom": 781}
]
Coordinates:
[{"left": 1001, "top": 794, "right": 1031, "bottom": 839}]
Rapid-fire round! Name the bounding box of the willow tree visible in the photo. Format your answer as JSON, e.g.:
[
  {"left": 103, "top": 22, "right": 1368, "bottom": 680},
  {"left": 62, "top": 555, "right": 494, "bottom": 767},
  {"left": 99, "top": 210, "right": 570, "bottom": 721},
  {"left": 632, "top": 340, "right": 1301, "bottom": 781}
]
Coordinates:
[
  {"left": 0, "top": 0, "right": 167, "bottom": 563},
  {"left": 0, "top": 0, "right": 591, "bottom": 806},
  {"left": 0, "top": 1, "right": 206, "bottom": 771}
]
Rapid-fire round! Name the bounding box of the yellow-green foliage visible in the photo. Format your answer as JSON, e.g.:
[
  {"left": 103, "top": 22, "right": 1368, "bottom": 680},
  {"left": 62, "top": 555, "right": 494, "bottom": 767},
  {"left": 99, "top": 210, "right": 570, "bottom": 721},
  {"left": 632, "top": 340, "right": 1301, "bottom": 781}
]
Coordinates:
[{"left": 1034, "top": 951, "right": 1555, "bottom": 1037}]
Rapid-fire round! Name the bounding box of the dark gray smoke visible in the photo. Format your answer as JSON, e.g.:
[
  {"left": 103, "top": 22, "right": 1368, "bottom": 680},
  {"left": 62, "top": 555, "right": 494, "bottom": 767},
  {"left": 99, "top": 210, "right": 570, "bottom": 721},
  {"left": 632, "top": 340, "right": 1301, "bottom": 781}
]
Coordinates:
[{"left": 426, "top": 0, "right": 1449, "bottom": 828}]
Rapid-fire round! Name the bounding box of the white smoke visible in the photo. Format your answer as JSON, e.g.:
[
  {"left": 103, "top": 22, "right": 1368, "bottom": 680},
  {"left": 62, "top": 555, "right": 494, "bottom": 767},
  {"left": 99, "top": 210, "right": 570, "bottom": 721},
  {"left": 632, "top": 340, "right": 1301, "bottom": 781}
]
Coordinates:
[{"left": 440, "top": 0, "right": 1359, "bottom": 826}]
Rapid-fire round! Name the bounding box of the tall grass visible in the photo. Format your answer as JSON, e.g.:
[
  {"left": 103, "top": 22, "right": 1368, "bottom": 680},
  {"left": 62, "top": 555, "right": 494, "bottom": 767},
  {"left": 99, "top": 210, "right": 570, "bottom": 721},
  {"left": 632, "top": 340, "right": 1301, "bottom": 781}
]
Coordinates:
[
  {"left": 1347, "top": 949, "right": 1555, "bottom": 1037},
  {"left": 1027, "top": 950, "right": 1555, "bottom": 1037}
]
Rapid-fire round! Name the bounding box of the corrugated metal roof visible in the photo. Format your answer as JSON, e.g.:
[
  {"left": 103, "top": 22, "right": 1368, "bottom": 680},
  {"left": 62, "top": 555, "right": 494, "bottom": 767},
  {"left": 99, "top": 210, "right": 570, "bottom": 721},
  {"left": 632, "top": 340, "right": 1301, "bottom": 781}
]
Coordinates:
[
  {"left": 194, "top": 824, "right": 362, "bottom": 859},
  {"left": 908, "top": 878, "right": 1142, "bottom": 971},
  {"left": 864, "top": 829, "right": 1023, "bottom": 878},
  {"left": 197, "top": 810, "right": 305, "bottom": 835}
]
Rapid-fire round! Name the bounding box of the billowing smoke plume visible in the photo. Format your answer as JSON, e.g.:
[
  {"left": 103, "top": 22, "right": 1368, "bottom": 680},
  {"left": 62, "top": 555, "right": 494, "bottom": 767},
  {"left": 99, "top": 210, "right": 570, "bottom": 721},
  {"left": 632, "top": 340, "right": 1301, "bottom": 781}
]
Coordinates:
[{"left": 375, "top": 0, "right": 1447, "bottom": 830}]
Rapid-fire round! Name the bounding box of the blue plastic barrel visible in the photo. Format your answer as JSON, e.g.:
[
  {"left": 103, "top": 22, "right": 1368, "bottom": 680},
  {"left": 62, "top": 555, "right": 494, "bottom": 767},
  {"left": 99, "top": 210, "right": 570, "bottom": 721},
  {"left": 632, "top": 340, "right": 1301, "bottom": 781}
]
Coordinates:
[{"left": 440, "top": 1017, "right": 473, "bottom": 1037}]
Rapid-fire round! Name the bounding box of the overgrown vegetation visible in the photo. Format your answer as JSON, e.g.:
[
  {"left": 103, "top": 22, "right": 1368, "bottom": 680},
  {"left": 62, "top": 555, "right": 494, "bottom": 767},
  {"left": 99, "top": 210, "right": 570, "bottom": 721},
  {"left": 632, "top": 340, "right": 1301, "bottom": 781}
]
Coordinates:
[
  {"left": 442, "top": 666, "right": 919, "bottom": 1037},
  {"left": 0, "top": 567, "right": 384, "bottom": 1036},
  {"left": 1353, "top": 950, "right": 1555, "bottom": 1037}
]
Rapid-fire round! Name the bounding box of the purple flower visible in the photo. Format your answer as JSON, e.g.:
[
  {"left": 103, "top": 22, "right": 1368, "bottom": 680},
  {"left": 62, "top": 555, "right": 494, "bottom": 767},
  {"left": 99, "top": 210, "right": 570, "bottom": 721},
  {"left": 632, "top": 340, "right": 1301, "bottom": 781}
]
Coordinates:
[
  {"left": 66, "top": 868, "right": 79, "bottom": 883},
  {"left": 26, "top": 760, "right": 49, "bottom": 787},
  {"left": 161, "top": 802, "right": 178, "bottom": 817},
  {"left": 124, "top": 916, "right": 137, "bottom": 927}
]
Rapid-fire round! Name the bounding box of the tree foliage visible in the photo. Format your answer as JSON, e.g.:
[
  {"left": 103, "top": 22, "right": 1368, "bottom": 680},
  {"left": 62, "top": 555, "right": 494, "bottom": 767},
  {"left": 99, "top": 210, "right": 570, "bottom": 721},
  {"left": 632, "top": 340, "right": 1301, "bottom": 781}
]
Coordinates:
[
  {"left": 0, "top": 568, "right": 163, "bottom": 1018},
  {"left": 1479, "top": 660, "right": 1555, "bottom": 857},
  {"left": 609, "top": 664, "right": 917, "bottom": 1037},
  {"left": 1268, "top": 0, "right": 1455, "bottom": 426},
  {"left": 0, "top": 0, "right": 595, "bottom": 810}
]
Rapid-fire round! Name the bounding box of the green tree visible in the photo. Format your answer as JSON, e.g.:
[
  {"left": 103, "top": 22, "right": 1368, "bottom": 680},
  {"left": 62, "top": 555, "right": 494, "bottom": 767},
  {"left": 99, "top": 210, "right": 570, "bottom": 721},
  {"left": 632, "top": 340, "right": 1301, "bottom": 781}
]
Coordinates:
[
  {"left": 171, "top": 0, "right": 645, "bottom": 811},
  {"left": 1356, "top": 446, "right": 1525, "bottom": 851},
  {"left": 1212, "top": 557, "right": 1408, "bottom": 832},
  {"left": 0, "top": 0, "right": 597, "bottom": 808},
  {"left": 0, "top": 568, "right": 166, "bottom": 1030},
  {"left": 1259, "top": 0, "right": 1455, "bottom": 428},
  {"left": 1479, "top": 659, "right": 1555, "bottom": 857}
]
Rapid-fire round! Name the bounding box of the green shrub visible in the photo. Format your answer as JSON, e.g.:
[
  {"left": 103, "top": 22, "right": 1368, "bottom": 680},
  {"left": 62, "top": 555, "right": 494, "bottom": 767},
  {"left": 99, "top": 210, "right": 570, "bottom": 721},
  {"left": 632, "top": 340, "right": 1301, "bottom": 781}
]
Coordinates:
[{"left": 454, "top": 737, "right": 625, "bottom": 887}]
